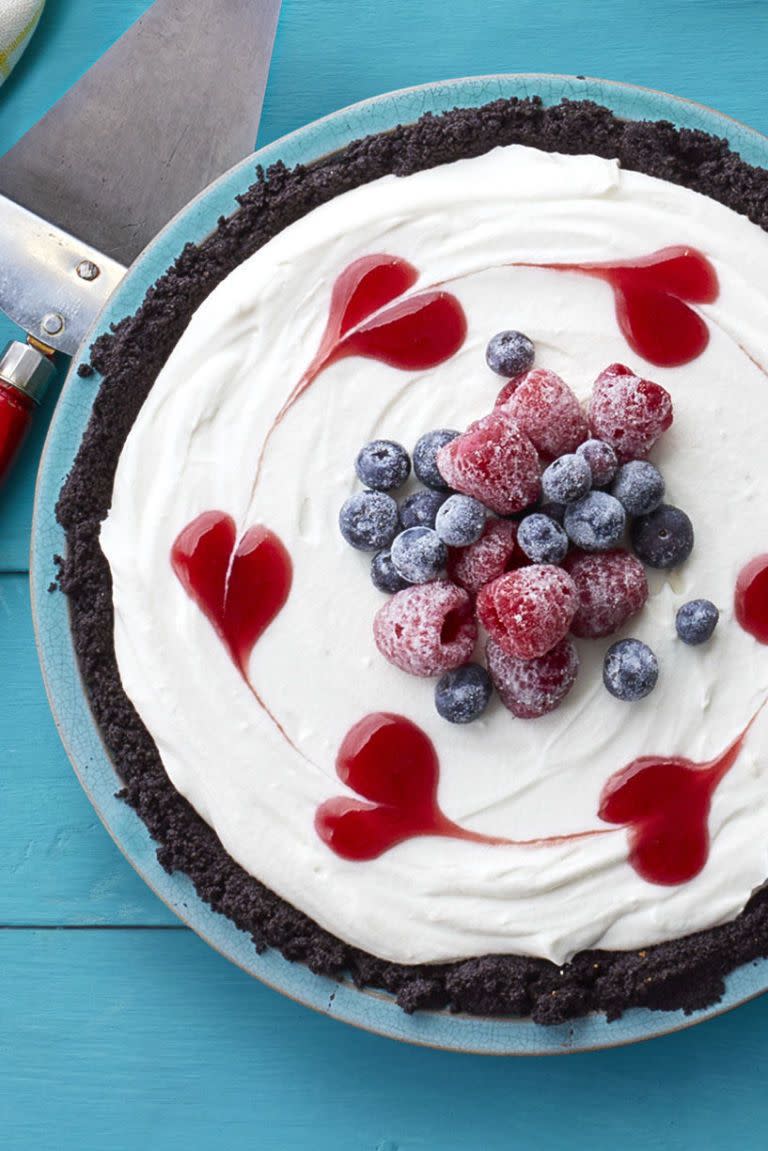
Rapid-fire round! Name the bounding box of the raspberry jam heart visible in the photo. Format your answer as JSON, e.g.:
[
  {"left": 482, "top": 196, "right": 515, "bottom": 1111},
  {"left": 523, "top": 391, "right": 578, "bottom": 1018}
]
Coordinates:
[
  {"left": 280, "top": 254, "right": 467, "bottom": 420},
  {"left": 735, "top": 554, "right": 768, "bottom": 643},
  {"left": 171, "top": 510, "right": 292, "bottom": 676},
  {"left": 542, "top": 246, "right": 718, "bottom": 367},
  {"left": 315, "top": 713, "right": 458, "bottom": 861},
  {"left": 252, "top": 254, "right": 467, "bottom": 489},
  {"left": 598, "top": 721, "right": 754, "bottom": 885},
  {"left": 315, "top": 713, "right": 611, "bottom": 861},
  {"left": 314, "top": 713, "right": 523, "bottom": 861},
  {"left": 317, "top": 712, "right": 755, "bottom": 878}
]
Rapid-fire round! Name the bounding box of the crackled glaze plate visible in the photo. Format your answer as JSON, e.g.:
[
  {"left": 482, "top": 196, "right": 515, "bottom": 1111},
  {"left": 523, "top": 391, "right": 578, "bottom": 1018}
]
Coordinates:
[{"left": 31, "top": 75, "right": 768, "bottom": 1054}]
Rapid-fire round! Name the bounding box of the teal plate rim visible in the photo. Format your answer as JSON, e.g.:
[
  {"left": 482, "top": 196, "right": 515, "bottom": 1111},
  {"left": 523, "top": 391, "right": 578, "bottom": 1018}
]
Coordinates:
[{"left": 30, "top": 73, "right": 768, "bottom": 1056}]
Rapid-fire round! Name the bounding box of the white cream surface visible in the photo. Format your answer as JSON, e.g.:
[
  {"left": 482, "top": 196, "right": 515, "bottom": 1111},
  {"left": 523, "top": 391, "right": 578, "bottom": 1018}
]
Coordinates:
[{"left": 102, "top": 145, "right": 768, "bottom": 965}]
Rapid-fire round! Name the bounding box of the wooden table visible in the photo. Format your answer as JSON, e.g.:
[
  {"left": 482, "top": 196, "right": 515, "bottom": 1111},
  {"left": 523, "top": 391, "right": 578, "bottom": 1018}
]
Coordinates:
[{"left": 3, "top": 1, "right": 768, "bottom": 1145}]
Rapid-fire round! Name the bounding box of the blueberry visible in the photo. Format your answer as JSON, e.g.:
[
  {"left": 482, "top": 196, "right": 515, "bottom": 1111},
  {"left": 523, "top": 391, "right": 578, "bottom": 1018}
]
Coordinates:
[
  {"left": 390, "top": 527, "right": 447, "bottom": 584},
  {"left": 631, "top": 504, "right": 694, "bottom": 569},
  {"left": 435, "top": 663, "right": 493, "bottom": 724},
  {"left": 603, "top": 639, "right": 659, "bottom": 701},
  {"left": 563, "top": 491, "right": 626, "bottom": 552},
  {"left": 576, "top": 439, "right": 618, "bottom": 488},
  {"left": 485, "top": 330, "right": 535, "bottom": 378},
  {"left": 371, "top": 550, "right": 409, "bottom": 594},
  {"left": 611, "top": 460, "right": 665, "bottom": 516},
  {"left": 676, "top": 599, "right": 719, "bottom": 645},
  {"left": 413, "top": 429, "right": 460, "bottom": 491},
  {"left": 517, "top": 513, "right": 569, "bottom": 564},
  {"left": 541, "top": 453, "right": 592, "bottom": 505},
  {"left": 339, "top": 490, "right": 400, "bottom": 551},
  {"left": 400, "top": 489, "right": 448, "bottom": 529},
  {"left": 355, "top": 439, "right": 411, "bottom": 491},
  {"left": 435, "top": 494, "right": 486, "bottom": 547}
]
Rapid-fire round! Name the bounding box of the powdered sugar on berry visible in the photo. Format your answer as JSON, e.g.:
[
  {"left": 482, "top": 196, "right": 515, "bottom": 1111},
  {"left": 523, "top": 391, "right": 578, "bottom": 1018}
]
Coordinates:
[
  {"left": 487, "top": 636, "right": 580, "bottom": 718},
  {"left": 477, "top": 566, "right": 578, "bottom": 660},
  {"left": 589, "top": 363, "right": 673, "bottom": 461},
  {"left": 447, "top": 518, "right": 521, "bottom": 593},
  {"left": 436, "top": 408, "right": 540, "bottom": 514},
  {"left": 498, "top": 368, "right": 588, "bottom": 458},
  {"left": 374, "top": 582, "right": 476, "bottom": 677},
  {"left": 565, "top": 549, "right": 648, "bottom": 638}
]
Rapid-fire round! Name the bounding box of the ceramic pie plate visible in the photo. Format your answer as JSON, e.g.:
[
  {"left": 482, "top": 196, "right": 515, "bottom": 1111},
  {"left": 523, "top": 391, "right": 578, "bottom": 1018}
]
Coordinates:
[{"left": 30, "top": 74, "right": 768, "bottom": 1055}]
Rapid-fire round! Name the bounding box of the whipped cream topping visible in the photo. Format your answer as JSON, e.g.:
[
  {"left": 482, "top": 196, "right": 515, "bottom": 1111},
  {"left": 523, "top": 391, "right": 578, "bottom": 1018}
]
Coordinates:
[{"left": 101, "top": 145, "right": 768, "bottom": 965}]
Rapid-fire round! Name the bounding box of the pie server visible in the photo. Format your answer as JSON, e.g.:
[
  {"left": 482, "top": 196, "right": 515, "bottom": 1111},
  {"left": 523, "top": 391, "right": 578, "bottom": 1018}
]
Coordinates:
[{"left": 0, "top": 0, "right": 282, "bottom": 484}]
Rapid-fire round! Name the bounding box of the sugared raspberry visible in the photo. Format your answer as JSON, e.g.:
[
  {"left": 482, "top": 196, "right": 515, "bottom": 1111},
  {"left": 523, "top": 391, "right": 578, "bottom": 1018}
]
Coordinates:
[
  {"left": 447, "top": 519, "right": 521, "bottom": 595},
  {"left": 494, "top": 375, "right": 524, "bottom": 406},
  {"left": 564, "top": 549, "right": 648, "bottom": 638},
  {"left": 373, "top": 580, "right": 477, "bottom": 677},
  {"left": 487, "top": 636, "right": 579, "bottom": 718},
  {"left": 436, "top": 409, "right": 540, "bottom": 515},
  {"left": 497, "top": 368, "right": 588, "bottom": 459},
  {"left": 588, "top": 363, "right": 673, "bottom": 462},
  {"left": 476, "top": 566, "right": 578, "bottom": 660}
]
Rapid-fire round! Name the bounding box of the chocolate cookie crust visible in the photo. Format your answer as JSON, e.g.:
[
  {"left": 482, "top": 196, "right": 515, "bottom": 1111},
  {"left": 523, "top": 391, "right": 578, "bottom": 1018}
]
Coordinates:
[{"left": 57, "top": 97, "right": 768, "bottom": 1024}]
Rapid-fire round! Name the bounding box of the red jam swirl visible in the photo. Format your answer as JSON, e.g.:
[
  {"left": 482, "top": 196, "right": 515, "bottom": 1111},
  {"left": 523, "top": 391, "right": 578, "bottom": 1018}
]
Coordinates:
[
  {"left": 315, "top": 713, "right": 607, "bottom": 862},
  {"left": 278, "top": 254, "right": 467, "bottom": 424},
  {"left": 171, "top": 511, "right": 292, "bottom": 677},
  {"left": 735, "top": 555, "right": 768, "bottom": 644},
  {"left": 540, "top": 246, "right": 718, "bottom": 367},
  {"left": 599, "top": 719, "right": 757, "bottom": 885},
  {"left": 317, "top": 711, "right": 756, "bottom": 887}
]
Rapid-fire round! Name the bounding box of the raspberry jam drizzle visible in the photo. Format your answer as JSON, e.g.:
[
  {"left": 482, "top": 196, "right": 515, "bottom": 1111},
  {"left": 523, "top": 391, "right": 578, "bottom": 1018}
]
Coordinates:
[
  {"left": 532, "top": 246, "right": 719, "bottom": 367},
  {"left": 317, "top": 711, "right": 758, "bottom": 882},
  {"left": 275, "top": 254, "right": 467, "bottom": 430},
  {"left": 599, "top": 712, "right": 760, "bottom": 886},
  {"left": 735, "top": 555, "right": 768, "bottom": 643},
  {"left": 315, "top": 713, "right": 610, "bottom": 862},
  {"left": 248, "top": 255, "right": 467, "bottom": 491},
  {"left": 171, "top": 511, "right": 292, "bottom": 677}
]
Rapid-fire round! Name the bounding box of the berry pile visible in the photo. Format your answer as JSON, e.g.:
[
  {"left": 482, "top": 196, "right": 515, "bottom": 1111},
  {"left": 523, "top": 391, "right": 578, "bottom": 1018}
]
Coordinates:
[{"left": 339, "top": 334, "right": 719, "bottom": 723}]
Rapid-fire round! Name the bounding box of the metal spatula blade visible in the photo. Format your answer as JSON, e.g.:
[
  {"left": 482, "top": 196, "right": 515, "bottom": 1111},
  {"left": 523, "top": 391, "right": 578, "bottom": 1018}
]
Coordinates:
[
  {"left": 0, "top": 0, "right": 281, "bottom": 483},
  {"left": 0, "top": 0, "right": 281, "bottom": 266}
]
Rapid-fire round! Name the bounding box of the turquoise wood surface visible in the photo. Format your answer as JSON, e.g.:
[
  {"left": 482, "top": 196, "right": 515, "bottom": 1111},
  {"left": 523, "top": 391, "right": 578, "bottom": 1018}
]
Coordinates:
[
  {"left": 4, "top": 0, "right": 768, "bottom": 1142},
  {"left": 2, "top": 930, "right": 768, "bottom": 1149}
]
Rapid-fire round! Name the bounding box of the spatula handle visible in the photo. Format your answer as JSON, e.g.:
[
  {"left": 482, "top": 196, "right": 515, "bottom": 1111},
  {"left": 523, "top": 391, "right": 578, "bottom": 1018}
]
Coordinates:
[{"left": 0, "top": 341, "right": 54, "bottom": 487}]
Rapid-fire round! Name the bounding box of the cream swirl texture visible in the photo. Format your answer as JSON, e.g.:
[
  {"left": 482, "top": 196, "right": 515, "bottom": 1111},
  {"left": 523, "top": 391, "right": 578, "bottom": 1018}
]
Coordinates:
[{"left": 101, "top": 145, "right": 768, "bottom": 965}]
